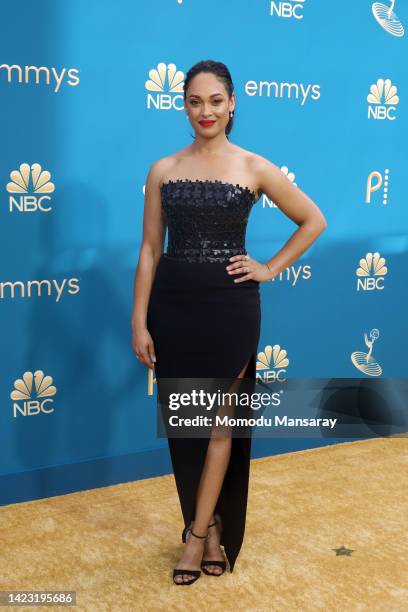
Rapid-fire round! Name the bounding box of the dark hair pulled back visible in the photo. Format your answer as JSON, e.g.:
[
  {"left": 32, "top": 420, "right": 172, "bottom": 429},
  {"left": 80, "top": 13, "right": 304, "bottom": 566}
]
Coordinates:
[{"left": 183, "top": 60, "right": 235, "bottom": 138}]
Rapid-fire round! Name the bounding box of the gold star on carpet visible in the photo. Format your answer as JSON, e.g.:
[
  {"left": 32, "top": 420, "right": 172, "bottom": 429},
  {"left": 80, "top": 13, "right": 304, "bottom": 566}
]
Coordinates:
[{"left": 333, "top": 546, "right": 354, "bottom": 556}]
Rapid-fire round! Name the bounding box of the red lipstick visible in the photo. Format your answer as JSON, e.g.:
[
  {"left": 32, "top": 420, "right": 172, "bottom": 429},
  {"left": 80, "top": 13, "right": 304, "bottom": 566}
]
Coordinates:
[{"left": 199, "top": 120, "right": 216, "bottom": 127}]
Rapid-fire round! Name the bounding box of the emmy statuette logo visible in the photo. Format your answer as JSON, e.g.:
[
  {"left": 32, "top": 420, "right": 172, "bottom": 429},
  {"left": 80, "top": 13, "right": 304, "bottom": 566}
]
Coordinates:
[
  {"left": 372, "top": 1, "right": 405, "bottom": 37},
  {"left": 351, "top": 329, "right": 383, "bottom": 376}
]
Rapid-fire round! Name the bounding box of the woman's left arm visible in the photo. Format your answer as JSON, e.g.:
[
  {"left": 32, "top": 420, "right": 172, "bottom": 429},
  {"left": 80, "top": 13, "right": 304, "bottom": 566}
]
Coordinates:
[{"left": 253, "top": 154, "right": 327, "bottom": 281}]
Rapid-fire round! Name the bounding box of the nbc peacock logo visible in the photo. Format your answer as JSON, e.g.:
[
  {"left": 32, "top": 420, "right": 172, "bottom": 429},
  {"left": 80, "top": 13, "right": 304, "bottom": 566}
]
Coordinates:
[
  {"left": 351, "top": 329, "right": 383, "bottom": 376},
  {"left": 145, "top": 62, "right": 185, "bottom": 111},
  {"left": 10, "top": 370, "right": 57, "bottom": 417},
  {"left": 356, "top": 252, "right": 388, "bottom": 291},
  {"left": 367, "top": 78, "right": 399, "bottom": 120},
  {"left": 7, "top": 163, "right": 55, "bottom": 213},
  {"left": 372, "top": 1, "right": 404, "bottom": 37},
  {"left": 256, "top": 344, "right": 289, "bottom": 383},
  {"left": 269, "top": 0, "right": 308, "bottom": 20}
]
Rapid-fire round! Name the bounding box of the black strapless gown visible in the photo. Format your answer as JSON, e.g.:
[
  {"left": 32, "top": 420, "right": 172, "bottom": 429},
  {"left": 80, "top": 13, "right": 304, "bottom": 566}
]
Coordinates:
[{"left": 146, "top": 178, "right": 261, "bottom": 573}]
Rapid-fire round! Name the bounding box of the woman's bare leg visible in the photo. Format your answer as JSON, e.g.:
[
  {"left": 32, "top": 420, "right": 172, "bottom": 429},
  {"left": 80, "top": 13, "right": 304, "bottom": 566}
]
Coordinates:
[{"left": 173, "top": 358, "right": 250, "bottom": 583}]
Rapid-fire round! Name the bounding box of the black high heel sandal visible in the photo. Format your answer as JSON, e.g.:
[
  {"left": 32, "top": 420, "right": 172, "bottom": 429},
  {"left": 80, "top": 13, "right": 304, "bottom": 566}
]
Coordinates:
[
  {"left": 173, "top": 526, "right": 208, "bottom": 586},
  {"left": 201, "top": 515, "right": 227, "bottom": 576}
]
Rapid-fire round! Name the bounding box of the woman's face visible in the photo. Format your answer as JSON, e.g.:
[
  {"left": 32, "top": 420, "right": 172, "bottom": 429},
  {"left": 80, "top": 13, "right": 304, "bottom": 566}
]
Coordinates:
[{"left": 184, "top": 72, "right": 235, "bottom": 137}]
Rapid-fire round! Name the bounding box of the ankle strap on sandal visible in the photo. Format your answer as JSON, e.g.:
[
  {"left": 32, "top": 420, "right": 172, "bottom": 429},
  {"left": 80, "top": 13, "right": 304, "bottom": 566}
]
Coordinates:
[{"left": 190, "top": 528, "right": 208, "bottom": 539}]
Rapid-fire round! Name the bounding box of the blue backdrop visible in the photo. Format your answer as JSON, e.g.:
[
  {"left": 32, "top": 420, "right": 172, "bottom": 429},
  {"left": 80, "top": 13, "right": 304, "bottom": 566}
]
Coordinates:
[{"left": 1, "top": 0, "right": 407, "bottom": 505}]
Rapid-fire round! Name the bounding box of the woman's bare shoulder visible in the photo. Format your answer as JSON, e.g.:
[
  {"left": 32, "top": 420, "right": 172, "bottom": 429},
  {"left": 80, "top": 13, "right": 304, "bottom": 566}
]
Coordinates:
[
  {"left": 230, "top": 146, "right": 282, "bottom": 199},
  {"left": 149, "top": 147, "right": 191, "bottom": 185},
  {"left": 233, "top": 146, "right": 275, "bottom": 171},
  {"left": 230, "top": 144, "right": 274, "bottom": 172}
]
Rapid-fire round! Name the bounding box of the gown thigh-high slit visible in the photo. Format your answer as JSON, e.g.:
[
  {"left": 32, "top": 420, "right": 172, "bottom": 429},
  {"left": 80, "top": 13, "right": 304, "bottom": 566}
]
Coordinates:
[{"left": 146, "top": 178, "right": 261, "bottom": 573}]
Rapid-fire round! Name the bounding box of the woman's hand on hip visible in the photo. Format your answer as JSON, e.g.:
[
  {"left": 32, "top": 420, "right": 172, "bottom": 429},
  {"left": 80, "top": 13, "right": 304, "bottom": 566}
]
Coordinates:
[{"left": 225, "top": 254, "right": 273, "bottom": 283}]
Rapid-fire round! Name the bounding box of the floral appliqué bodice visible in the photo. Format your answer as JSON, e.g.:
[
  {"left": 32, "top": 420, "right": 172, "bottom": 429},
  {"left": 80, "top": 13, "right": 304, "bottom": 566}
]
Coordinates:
[{"left": 160, "top": 179, "right": 257, "bottom": 263}]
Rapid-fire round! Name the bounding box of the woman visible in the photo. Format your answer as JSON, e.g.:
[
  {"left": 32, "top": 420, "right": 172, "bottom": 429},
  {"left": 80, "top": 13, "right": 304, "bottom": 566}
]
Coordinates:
[{"left": 131, "top": 60, "right": 327, "bottom": 585}]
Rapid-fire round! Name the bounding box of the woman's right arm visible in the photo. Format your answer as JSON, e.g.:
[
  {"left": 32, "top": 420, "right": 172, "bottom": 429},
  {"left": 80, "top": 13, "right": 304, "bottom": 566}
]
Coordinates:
[{"left": 131, "top": 159, "right": 168, "bottom": 370}]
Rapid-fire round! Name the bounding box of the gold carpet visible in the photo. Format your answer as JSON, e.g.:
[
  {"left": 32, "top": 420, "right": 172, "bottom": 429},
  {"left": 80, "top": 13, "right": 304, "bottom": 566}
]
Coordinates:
[{"left": 1, "top": 437, "right": 407, "bottom": 611}]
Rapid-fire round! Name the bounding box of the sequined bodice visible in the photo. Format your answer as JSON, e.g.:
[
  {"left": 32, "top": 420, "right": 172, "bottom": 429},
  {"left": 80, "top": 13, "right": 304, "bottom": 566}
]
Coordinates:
[{"left": 160, "top": 179, "right": 256, "bottom": 263}]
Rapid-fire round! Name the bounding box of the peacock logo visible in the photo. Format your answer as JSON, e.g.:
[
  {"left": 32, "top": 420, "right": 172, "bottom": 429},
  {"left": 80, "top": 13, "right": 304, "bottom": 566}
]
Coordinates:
[
  {"left": 367, "top": 79, "right": 399, "bottom": 120},
  {"left": 145, "top": 62, "right": 185, "bottom": 111},
  {"left": 256, "top": 344, "right": 289, "bottom": 383},
  {"left": 356, "top": 252, "right": 388, "bottom": 291},
  {"left": 7, "top": 163, "right": 55, "bottom": 213},
  {"left": 10, "top": 370, "right": 57, "bottom": 417}
]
